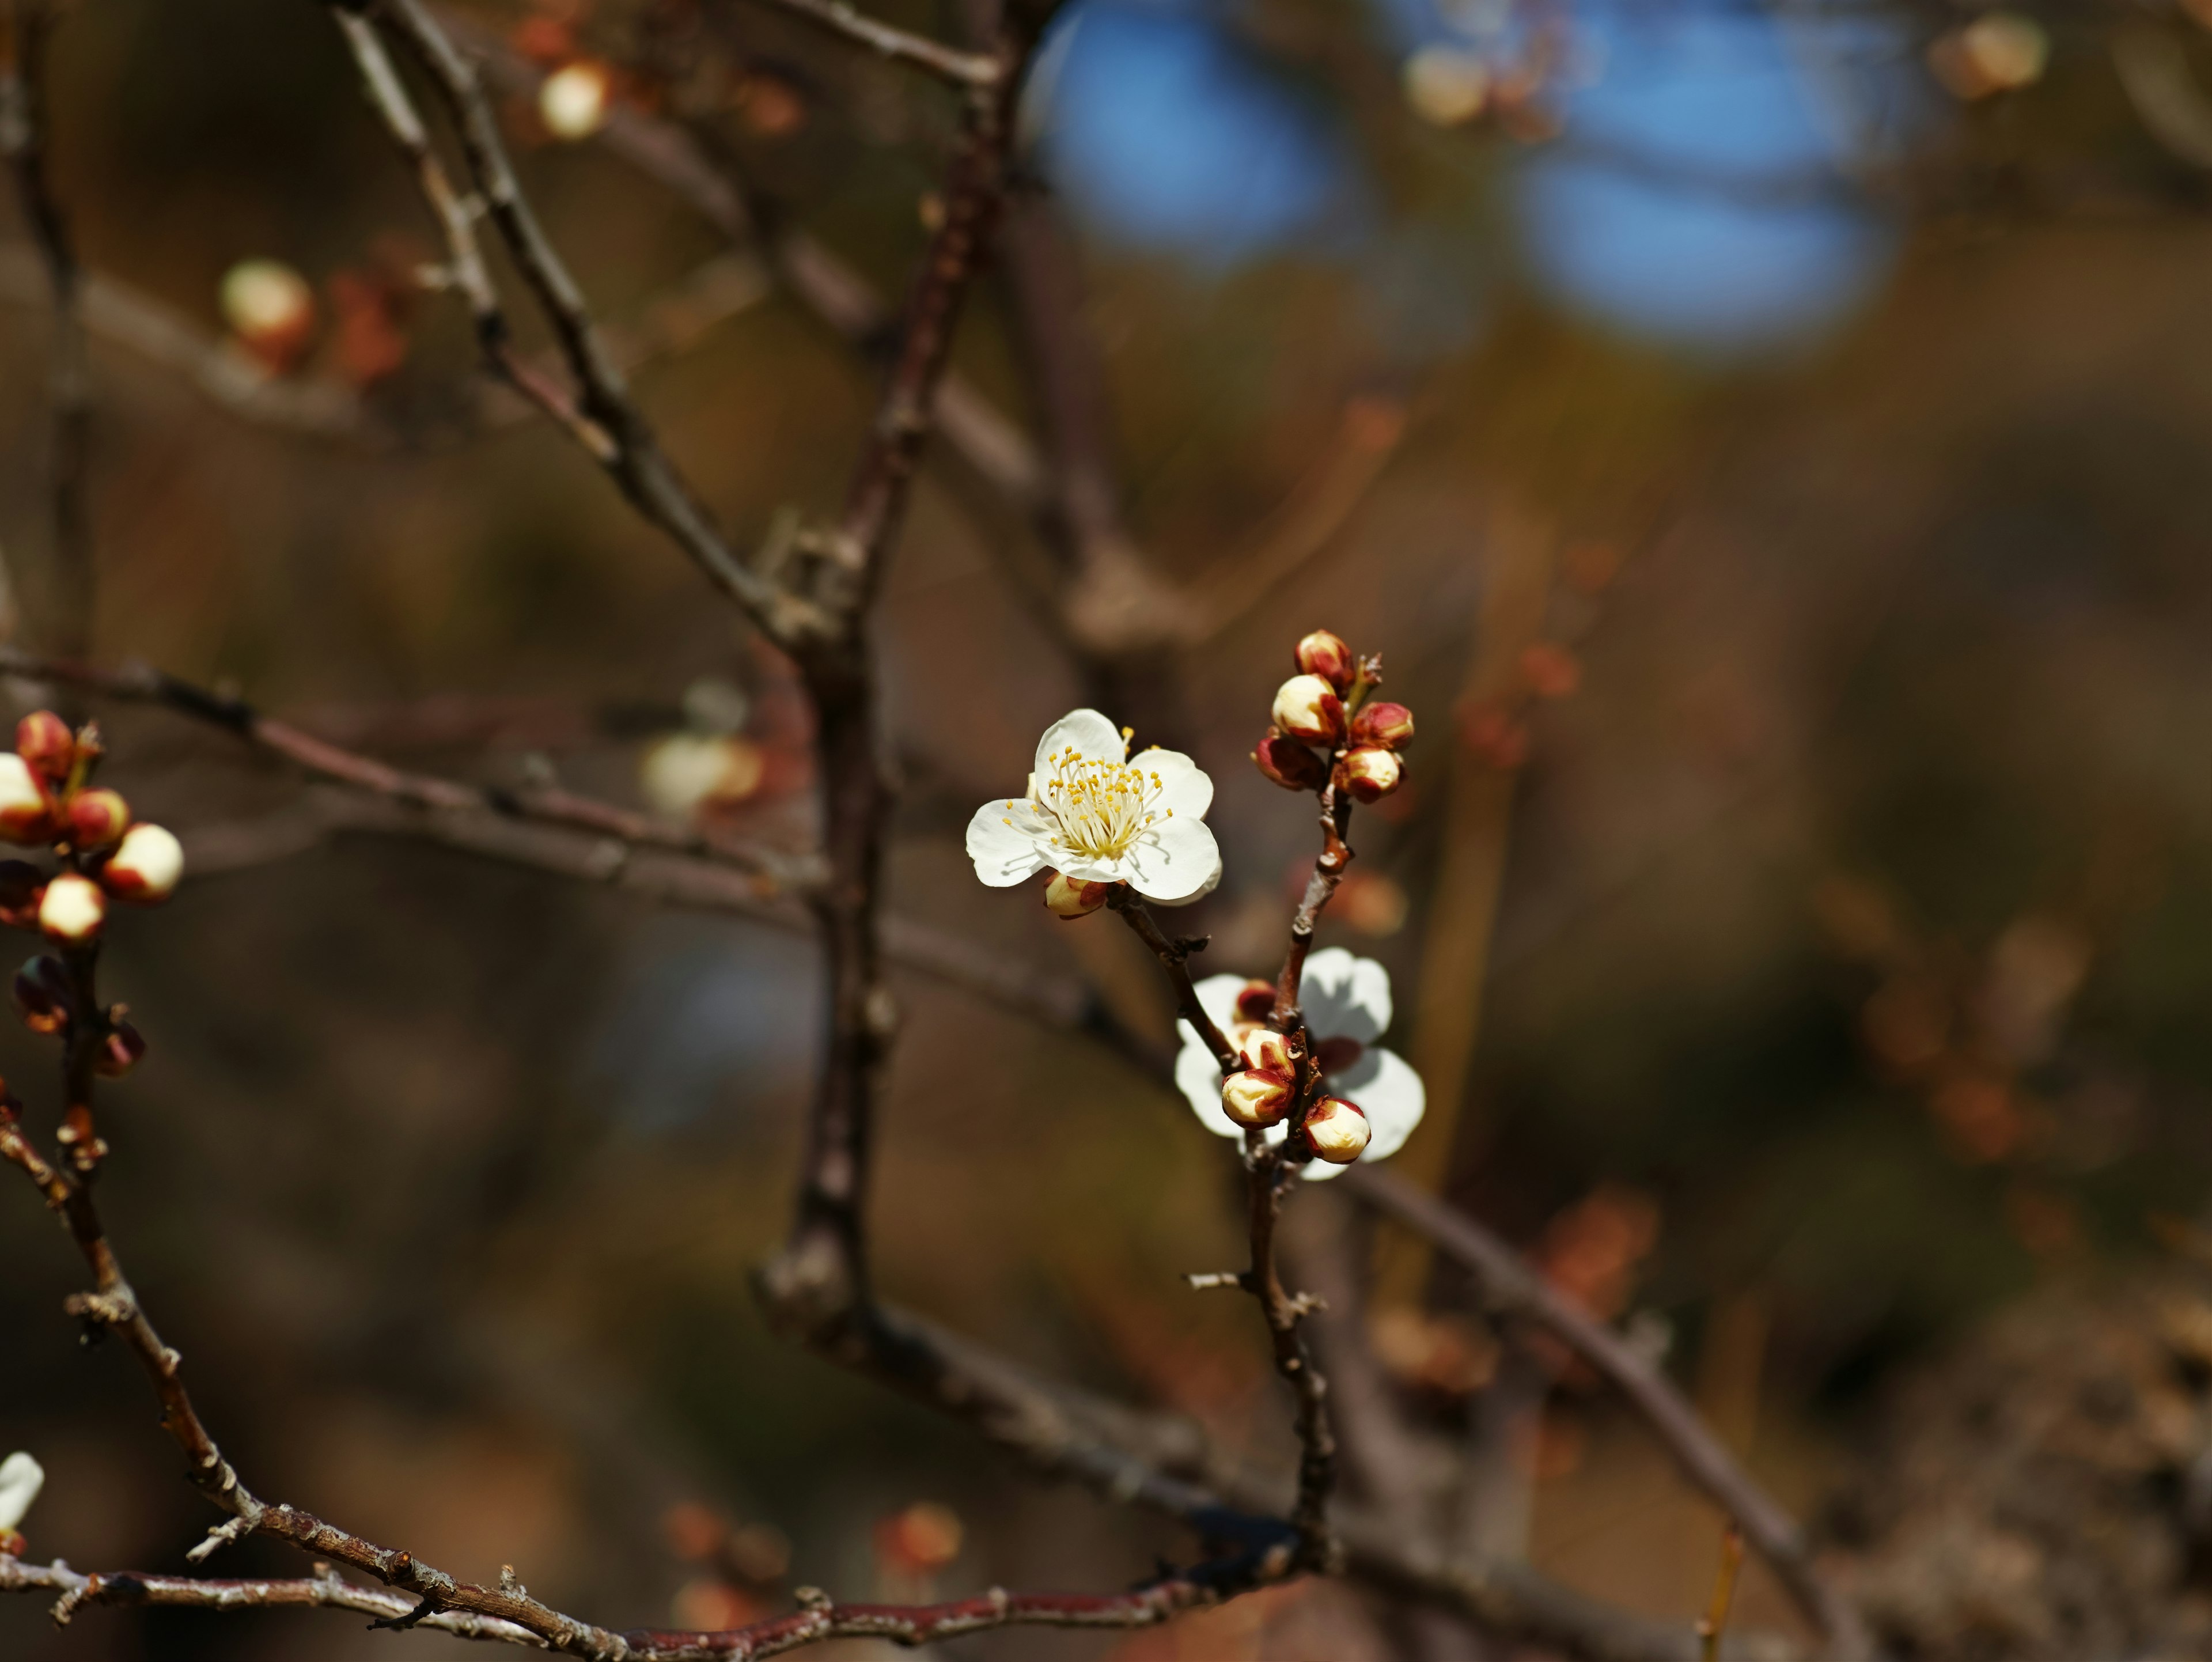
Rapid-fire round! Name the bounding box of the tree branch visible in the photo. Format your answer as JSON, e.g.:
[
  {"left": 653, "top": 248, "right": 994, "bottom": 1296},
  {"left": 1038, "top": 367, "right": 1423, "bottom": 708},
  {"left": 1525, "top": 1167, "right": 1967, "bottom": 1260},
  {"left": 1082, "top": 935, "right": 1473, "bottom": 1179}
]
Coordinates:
[{"left": 740, "top": 0, "right": 1003, "bottom": 87}]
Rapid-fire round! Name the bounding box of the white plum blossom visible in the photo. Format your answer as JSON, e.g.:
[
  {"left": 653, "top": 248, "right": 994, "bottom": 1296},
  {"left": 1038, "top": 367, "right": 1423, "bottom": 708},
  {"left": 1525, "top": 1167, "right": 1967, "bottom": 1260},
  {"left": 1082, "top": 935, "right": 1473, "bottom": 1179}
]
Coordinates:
[
  {"left": 965, "top": 709, "right": 1222, "bottom": 906},
  {"left": 1175, "top": 948, "right": 1425, "bottom": 1179}
]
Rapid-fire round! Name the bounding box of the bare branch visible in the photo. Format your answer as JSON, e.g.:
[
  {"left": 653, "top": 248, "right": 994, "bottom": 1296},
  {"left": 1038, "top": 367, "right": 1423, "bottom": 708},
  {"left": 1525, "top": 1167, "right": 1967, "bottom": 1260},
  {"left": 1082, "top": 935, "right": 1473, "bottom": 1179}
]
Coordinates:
[
  {"left": 1110, "top": 888, "right": 1236, "bottom": 1069},
  {"left": 740, "top": 0, "right": 1003, "bottom": 88}
]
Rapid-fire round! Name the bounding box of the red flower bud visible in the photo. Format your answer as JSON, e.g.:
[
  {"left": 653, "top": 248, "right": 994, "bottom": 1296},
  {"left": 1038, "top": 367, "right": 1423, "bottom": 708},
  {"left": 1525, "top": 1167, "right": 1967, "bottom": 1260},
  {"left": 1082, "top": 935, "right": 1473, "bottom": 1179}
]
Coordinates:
[
  {"left": 0, "top": 756, "right": 54, "bottom": 845},
  {"left": 0, "top": 862, "right": 42, "bottom": 929},
  {"left": 94, "top": 1016, "right": 146, "bottom": 1079},
  {"left": 100, "top": 823, "right": 184, "bottom": 903},
  {"left": 1238, "top": 1027, "right": 1291, "bottom": 1073},
  {"left": 66, "top": 788, "right": 130, "bottom": 850},
  {"left": 1252, "top": 733, "right": 1328, "bottom": 793},
  {"left": 1042, "top": 870, "right": 1111, "bottom": 920},
  {"left": 1518, "top": 642, "right": 1582, "bottom": 699},
  {"left": 1272, "top": 675, "right": 1346, "bottom": 747},
  {"left": 38, "top": 873, "right": 104, "bottom": 942},
  {"left": 1233, "top": 980, "right": 1277, "bottom": 1023},
  {"left": 13, "top": 956, "right": 70, "bottom": 1035},
  {"left": 1304, "top": 1096, "right": 1370, "bottom": 1164},
  {"left": 14, "top": 711, "right": 74, "bottom": 782},
  {"left": 1339, "top": 745, "right": 1404, "bottom": 804},
  {"left": 1350, "top": 701, "right": 1415, "bottom": 749},
  {"left": 1222, "top": 1068, "right": 1294, "bottom": 1129},
  {"left": 1294, "top": 630, "right": 1357, "bottom": 692}
]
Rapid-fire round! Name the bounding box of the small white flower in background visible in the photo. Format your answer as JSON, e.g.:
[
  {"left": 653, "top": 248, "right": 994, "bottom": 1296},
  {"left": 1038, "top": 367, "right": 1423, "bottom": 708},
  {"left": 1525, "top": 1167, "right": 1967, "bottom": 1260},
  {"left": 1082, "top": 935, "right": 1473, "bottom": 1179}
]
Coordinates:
[
  {"left": 966, "top": 709, "right": 1221, "bottom": 906},
  {"left": 0, "top": 1451, "right": 44, "bottom": 1534},
  {"left": 540, "top": 60, "right": 612, "bottom": 140},
  {"left": 1175, "top": 948, "right": 1425, "bottom": 1179}
]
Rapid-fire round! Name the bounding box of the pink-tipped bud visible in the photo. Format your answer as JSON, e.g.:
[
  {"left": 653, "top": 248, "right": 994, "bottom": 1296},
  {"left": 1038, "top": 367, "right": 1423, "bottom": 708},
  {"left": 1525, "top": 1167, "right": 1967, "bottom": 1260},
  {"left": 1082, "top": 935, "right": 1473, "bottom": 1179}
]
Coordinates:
[
  {"left": 1233, "top": 980, "right": 1278, "bottom": 1023},
  {"left": 1043, "top": 870, "right": 1111, "bottom": 920},
  {"left": 94, "top": 1016, "right": 146, "bottom": 1079},
  {"left": 1252, "top": 733, "right": 1328, "bottom": 793},
  {"left": 38, "top": 873, "right": 103, "bottom": 942},
  {"left": 1294, "top": 630, "right": 1357, "bottom": 692},
  {"left": 0, "top": 756, "right": 53, "bottom": 845},
  {"left": 1304, "top": 1096, "right": 1370, "bottom": 1164},
  {"left": 66, "top": 789, "right": 130, "bottom": 850},
  {"left": 0, "top": 862, "right": 41, "bottom": 929},
  {"left": 15, "top": 711, "right": 74, "bottom": 782},
  {"left": 13, "top": 956, "right": 69, "bottom": 1035},
  {"left": 1272, "top": 676, "right": 1346, "bottom": 747},
  {"left": 1350, "top": 701, "right": 1415, "bottom": 749},
  {"left": 1222, "top": 1068, "right": 1294, "bottom": 1129},
  {"left": 1339, "top": 745, "right": 1404, "bottom": 804},
  {"left": 1239, "top": 1027, "right": 1291, "bottom": 1073},
  {"left": 101, "top": 823, "right": 183, "bottom": 903}
]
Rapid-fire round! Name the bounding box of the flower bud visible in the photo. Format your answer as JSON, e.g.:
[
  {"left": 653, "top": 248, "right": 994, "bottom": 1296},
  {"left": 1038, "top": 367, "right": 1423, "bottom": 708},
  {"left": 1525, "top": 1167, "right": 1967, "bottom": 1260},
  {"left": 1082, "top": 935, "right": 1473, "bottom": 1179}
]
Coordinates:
[
  {"left": 1271, "top": 675, "right": 1346, "bottom": 747},
  {"left": 101, "top": 823, "right": 184, "bottom": 903},
  {"left": 540, "top": 60, "right": 612, "bottom": 140},
  {"left": 0, "top": 862, "right": 41, "bottom": 929},
  {"left": 1233, "top": 980, "right": 1278, "bottom": 1023},
  {"left": 1043, "top": 870, "right": 1111, "bottom": 919},
  {"left": 1252, "top": 733, "right": 1328, "bottom": 793},
  {"left": 0, "top": 1451, "right": 43, "bottom": 1534},
  {"left": 1222, "top": 1068, "right": 1294, "bottom": 1128},
  {"left": 1339, "top": 745, "right": 1404, "bottom": 804},
  {"left": 1238, "top": 1027, "right": 1291, "bottom": 1073},
  {"left": 94, "top": 1016, "right": 146, "bottom": 1079},
  {"left": 1304, "top": 1096, "right": 1370, "bottom": 1164},
  {"left": 13, "top": 956, "right": 70, "bottom": 1035},
  {"left": 1294, "top": 630, "right": 1357, "bottom": 692},
  {"left": 221, "top": 260, "right": 317, "bottom": 370},
  {"left": 0, "top": 755, "right": 54, "bottom": 845},
  {"left": 15, "top": 711, "right": 74, "bottom": 782},
  {"left": 39, "top": 873, "right": 104, "bottom": 942},
  {"left": 1350, "top": 701, "right": 1415, "bottom": 749},
  {"left": 66, "top": 788, "right": 130, "bottom": 850}
]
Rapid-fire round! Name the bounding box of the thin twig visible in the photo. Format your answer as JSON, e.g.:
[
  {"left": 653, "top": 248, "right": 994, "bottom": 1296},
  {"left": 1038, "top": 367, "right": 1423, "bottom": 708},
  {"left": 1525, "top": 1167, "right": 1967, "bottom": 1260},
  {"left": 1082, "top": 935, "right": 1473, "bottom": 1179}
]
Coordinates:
[
  {"left": 1109, "top": 887, "right": 1236, "bottom": 1070},
  {"left": 741, "top": 0, "right": 1003, "bottom": 87}
]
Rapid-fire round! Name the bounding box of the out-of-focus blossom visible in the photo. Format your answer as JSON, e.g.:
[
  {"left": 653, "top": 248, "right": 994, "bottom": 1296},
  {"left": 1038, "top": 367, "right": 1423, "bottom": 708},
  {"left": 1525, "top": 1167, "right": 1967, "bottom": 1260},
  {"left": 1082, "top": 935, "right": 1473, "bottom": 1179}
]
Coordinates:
[
  {"left": 220, "top": 260, "right": 317, "bottom": 370},
  {"left": 0, "top": 1451, "right": 43, "bottom": 1534},
  {"left": 966, "top": 709, "right": 1219, "bottom": 905},
  {"left": 102, "top": 823, "right": 185, "bottom": 903},
  {"left": 39, "top": 874, "right": 104, "bottom": 942},
  {"left": 1402, "top": 44, "right": 1492, "bottom": 127},
  {"left": 1928, "top": 13, "right": 2048, "bottom": 100},
  {"left": 671, "top": 1578, "right": 763, "bottom": 1632},
  {"left": 876, "top": 1501, "right": 962, "bottom": 1576},
  {"left": 1517, "top": 642, "right": 1582, "bottom": 699},
  {"left": 0, "top": 755, "right": 52, "bottom": 844},
  {"left": 540, "top": 60, "right": 612, "bottom": 140},
  {"left": 1175, "top": 948, "right": 1424, "bottom": 1178},
  {"left": 1332, "top": 870, "right": 1408, "bottom": 937},
  {"left": 642, "top": 734, "right": 767, "bottom": 819}
]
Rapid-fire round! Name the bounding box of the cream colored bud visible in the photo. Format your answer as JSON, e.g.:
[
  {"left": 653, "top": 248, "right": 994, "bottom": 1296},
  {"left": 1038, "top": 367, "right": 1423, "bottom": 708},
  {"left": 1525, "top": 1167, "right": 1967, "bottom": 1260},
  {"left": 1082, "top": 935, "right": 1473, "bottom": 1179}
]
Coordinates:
[
  {"left": 1222, "top": 1068, "right": 1294, "bottom": 1129},
  {"left": 1238, "top": 1027, "right": 1291, "bottom": 1073},
  {"left": 101, "top": 823, "right": 184, "bottom": 903},
  {"left": 641, "top": 734, "right": 765, "bottom": 817},
  {"left": 1339, "top": 745, "right": 1404, "bottom": 804},
  {"left": 0, "top": 755, "right": 52, "bottom": 845},
  {"left": 0, "top": 1452, "right": 42, "bottom": 1532},
  {"left": 1272, "top": 675, "right": 1346, "bottom": 747},
  {"left": 1043, "top": 871, "right": 1111, "bottom": 919},
  {"left": 540, "top": 61, "right": 612, "bottom": 139},
  {"left": 219, "top": 260, "right": 316, "bottom": 361},
  {"left": 1293, "top": 630, "right": 1357, "bottom": 692},
  {"left": 67, "top": 788, "right": 131, "bottom": 850},
  {"left": 1304, "top": 1096, "right": 1370, "bottom": 1164},
  {"left": 39, "top": 873, "right": 105, "bottom": 941}
]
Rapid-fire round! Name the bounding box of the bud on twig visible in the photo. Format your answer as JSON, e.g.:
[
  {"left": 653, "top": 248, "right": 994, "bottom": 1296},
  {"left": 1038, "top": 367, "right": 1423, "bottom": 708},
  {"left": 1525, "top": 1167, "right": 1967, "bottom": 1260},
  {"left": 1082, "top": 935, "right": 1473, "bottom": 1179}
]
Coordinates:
[
  {"left": 1252, "top": 733, "right": 1328, "bottom": 793},
  {"left": 1222, "top": 1068, "right": 1294, "bottom": 1128},
  {"left": 1238, "top": 1027, "right": 1291, "bottom": 1073},
  {"left": 1304, "top": 1096, "right": 1371, "bottom": 1163},
  {"left": 39, "top": 874, "right": 104, "bottom": 942},
  {"left": 15, "top": 711, "right": 74, "bottom": 783},
  {"left": 1350, "top": 701, "right": 1415, "bottom": 749},
  {"left": 1294, "top": 630, "right": 1357, "bottom": 693},
  {"left": 0, "top": 1451, "right": 43, "bottom": 1535},
  {"left": 94, "top": 1017, "right": 147, "bottom": 1078},
  {"left": 67, "top": 789, "right": 131, "bottom": 850},
  {"left": 0, "top": 755, "right": 54, "bottom": 845},
  {"left": 1233, "top": 980, "right": 1277, "bottom": 1023},
  {"left": 1271, "top": 675, "right": 1346, "bottom": 747},
  {"left": 1339, "top": 745, "right": 1404, "bottom": 804},
  {"left": 1042, "top": 870, "right": 1111, "bottom": 919},
  {"left": 14, "top": 956, "right": 70, "bottom": 1034},
  {"left": 101, "top": 823, "right": 184, "bottom": 903}
]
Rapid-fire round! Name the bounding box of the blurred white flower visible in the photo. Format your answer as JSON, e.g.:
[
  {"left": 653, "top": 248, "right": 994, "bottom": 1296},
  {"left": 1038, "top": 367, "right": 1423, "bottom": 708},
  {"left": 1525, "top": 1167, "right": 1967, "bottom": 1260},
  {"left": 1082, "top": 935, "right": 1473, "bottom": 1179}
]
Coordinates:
[
  {"left": 0, "top": 1451, "right": 44, "bottom": 1533},
  {"left": 540, "top": 61, "right": 612, "bottom": 140},
  {"left": 965, "top": 709, "right": 1221, "bottom": 905},
  {"left": 1175, "top": 948, "right": 1425, "bottom": 1179}
]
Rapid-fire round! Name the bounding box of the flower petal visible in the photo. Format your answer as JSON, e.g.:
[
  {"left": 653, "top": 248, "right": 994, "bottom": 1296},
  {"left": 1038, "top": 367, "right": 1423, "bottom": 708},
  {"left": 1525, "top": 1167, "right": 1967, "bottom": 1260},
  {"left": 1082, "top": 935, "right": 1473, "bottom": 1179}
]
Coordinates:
[
  {"left": 1122, "top": 813, "right": 1221, "bottom": 906},
  {"left": 1033, "top": 709, "right": 1126, "bottom": 782},
  {"left": 1189, "top": 972, "right": 1248, "bottom": 1036},
  {"left": 1141, "top": 748, "right": 1214, "bottom": 822},
  {"left": 1175, "top": 1039, "right": 1243, "bottom": 1138},
  {"left": 1327, "top": 1046, "right": 1425, "bottom": 1162},
  {"left": 964, "top": 800, "right": 1052, "bottom": 888},
  {"left": 1300, "top": 947, "right": 1391, "bottom": 1045}
]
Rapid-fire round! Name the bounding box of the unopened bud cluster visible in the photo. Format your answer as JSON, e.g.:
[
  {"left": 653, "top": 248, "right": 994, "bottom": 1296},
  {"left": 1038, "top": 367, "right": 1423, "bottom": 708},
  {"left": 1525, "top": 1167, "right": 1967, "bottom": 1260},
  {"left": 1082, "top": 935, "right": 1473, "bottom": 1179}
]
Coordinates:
[
  {"left": 1215, "top": 976, "right": 1372, "bottom": 1164},
  {"left": 0, "top": 713, "right": 186, "bottom": 947},
  {"left": 1252, "top": 630, "right": 1414, "bottom": 805}
]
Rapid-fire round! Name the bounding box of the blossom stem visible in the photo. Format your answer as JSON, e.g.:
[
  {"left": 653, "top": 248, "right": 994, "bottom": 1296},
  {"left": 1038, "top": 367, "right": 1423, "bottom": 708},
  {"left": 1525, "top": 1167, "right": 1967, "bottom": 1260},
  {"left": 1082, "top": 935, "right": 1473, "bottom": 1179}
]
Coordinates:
[
  {"left": 1108, "top": 889, "right": 1236, "bottom": 1072},
  {"left": 1273, "top": 782, "right": 1355, "bottom": 1030}
]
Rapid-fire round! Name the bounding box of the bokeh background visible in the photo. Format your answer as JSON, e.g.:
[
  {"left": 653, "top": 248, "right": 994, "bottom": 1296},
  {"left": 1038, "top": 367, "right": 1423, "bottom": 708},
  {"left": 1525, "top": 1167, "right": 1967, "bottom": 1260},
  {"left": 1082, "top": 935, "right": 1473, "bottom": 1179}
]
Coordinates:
[{"left": 5, "top": 0, "right": 2212, "bottom": 1653}]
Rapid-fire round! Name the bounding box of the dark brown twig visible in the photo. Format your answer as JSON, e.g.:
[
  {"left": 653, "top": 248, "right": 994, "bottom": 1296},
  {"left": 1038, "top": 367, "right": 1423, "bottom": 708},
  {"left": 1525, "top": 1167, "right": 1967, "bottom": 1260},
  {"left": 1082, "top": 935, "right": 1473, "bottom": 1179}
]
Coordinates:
[{"left": 1109, "top": 887, "right": 1236, "bottom": 1070}]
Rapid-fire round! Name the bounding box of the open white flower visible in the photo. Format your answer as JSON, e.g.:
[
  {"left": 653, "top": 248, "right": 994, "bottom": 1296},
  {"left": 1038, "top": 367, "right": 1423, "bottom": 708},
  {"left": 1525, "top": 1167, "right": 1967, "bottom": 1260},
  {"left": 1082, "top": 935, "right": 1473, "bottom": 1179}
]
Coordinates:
[
  {"left": 965, "top": 709, "right": 1221, "bottom": 905},
  {"left": 0, "top": 1451, "right": 44, "bottom": 1533},
  {"left": 1175, "top": 948, "right": 1425, "bottom": 1179}
]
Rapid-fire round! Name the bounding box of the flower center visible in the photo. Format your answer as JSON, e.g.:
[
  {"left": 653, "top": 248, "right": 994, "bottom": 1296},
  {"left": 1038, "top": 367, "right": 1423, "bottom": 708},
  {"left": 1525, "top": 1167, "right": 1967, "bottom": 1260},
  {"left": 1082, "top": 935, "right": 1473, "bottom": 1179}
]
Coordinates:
[{"left": 1036, "top": 744, "right": 1171, "bottom": 861}]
